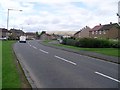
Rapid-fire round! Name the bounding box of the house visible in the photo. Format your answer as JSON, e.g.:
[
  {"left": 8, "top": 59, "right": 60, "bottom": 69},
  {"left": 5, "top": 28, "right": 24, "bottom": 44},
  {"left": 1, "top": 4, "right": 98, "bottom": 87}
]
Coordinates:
[
  {"left": 0, "top": 28, "right": 11, "bottom": 39},
  {"left": 9, "top": 28, "right": 24, "bottom": 39},
  {"left": 74, "top": 26, "right": 91, "bottom": 38},
  {"left": 40, "top": 31, "right": 51, "bottom": 40},
  {"left": 89, "top": 24, "right": 103, "bottom": 38},
  {"left": 89, "top": 23, "right": 120, "bottom": 39},
  {"left": 25, "top": 32, "right": 36, "bottom": 40}
]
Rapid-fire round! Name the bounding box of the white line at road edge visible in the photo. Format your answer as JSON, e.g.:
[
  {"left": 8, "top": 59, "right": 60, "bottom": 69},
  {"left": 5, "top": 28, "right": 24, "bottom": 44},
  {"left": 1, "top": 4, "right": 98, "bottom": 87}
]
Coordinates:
[
  {"left": 95, "top": 71, "right": 120, "bottom": 83},
  {"left": 32, "top": 46, "right": 37, "bottom": 49},
  {"left": 54, "top": 55, "right": 77, "bottom": 65},
  {"left": 39, "top": 49, "right": 49, "bottom": 54}
]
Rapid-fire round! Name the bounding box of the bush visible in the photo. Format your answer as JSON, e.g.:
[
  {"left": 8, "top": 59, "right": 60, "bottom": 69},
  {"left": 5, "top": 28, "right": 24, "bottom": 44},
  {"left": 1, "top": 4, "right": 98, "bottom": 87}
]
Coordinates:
[
  {"left": 78, "top": 38, "right": 111, "bottom": 48},
  {"left": 66, "top": 39, "right": 77, "bottom": 46},
  {"left": 62, "top": 38, "right": 119, "bottom": 48},
  {"left": 62, "top": 38, "right": 67, "bottom": 45},
  {"left": 110, "top": 40, "right": 120, "bottom": 48}
]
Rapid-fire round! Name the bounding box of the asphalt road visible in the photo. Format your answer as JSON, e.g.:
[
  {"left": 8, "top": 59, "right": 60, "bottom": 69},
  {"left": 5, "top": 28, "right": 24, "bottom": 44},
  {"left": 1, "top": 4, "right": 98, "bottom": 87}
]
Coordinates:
[{"left": 13, "top": 40, "right": 119, "bottom": 88}]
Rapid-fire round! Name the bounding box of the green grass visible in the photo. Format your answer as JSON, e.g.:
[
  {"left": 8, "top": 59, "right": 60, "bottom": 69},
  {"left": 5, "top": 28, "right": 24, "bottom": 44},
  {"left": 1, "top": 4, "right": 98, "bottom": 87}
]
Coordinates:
[
  {"left": 2, "top": 40, "right": 21, "bottom": 88},
  {"left": 0, "top": 41, "right": 2, "bottom": 89},
  {"left": 43, "top": 40, "right": 120, "bottom": 57}
]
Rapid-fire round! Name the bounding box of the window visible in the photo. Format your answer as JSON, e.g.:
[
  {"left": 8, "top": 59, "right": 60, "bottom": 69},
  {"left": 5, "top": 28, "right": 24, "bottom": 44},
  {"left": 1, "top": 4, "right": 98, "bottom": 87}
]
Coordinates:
[
  {"left": 103, "top": 30, "right": 106, "bottom": 34},
  {"left": 96, "top": 31, "right": 98, "bottom": 34},
  {"left": 99, "top": 31, "right": 101, "bottom": 34}
]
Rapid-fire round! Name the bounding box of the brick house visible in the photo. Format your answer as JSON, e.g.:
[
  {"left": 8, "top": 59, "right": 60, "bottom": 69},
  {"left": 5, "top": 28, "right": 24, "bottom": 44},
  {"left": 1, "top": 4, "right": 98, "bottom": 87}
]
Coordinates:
[
  {"left": 10, "top": 28, "right": 24, "bottom": 39},
  {"left": 0, "top": 28, "right": 11, "bottom": 39},
  {"left": 74, "top": 26, "right": 91, "bottom": 38},
  {"left": 40, "top": 33, "right": 52, "bottom": 40},
  {"left": 25, "top": 32, "right": 36, "bottom": 40},
  {"left": 89, "top": 23, "right": 120, "bottom": 39}
]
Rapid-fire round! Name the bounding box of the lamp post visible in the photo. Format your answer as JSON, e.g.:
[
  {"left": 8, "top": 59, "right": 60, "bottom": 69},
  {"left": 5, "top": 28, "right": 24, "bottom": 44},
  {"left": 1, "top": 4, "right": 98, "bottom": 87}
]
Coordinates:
[
  {"left": 118, "top": 1, "right": 120, "bottom": 25},
  {"left": 7, "top": 9, "right": 23, "bottom": 30}
]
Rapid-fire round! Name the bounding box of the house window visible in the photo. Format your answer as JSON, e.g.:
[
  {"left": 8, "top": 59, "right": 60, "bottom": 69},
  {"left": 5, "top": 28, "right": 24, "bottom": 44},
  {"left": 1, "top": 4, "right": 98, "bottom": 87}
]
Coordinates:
[
  {"left": 99, "top": 31, "right": 101, "bottom": 34},
  {"left": 103, "top": 30, "right": 106, "bottom": 34},
  {"left": 92, "top": 31, "right": 94, "bottom": 34},
  {"left": 96, "top": 31, "right": 98, "bottom": 34}
]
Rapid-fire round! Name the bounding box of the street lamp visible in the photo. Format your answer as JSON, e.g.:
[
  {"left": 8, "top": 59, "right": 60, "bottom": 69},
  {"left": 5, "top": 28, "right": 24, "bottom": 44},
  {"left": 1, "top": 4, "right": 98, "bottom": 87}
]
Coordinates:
[
  {"left": 7, "top": 9, "right": 23, "bottom": 30},
  {"left": 117, "top": 13, "right": 120, "bottom": 18}
]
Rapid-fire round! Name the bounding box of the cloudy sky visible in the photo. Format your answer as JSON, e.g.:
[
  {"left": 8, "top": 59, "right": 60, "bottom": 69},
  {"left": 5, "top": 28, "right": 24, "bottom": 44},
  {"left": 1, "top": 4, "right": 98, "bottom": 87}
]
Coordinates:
[{"left": 0, "top": 0, "right": 119, "bottom": 32}]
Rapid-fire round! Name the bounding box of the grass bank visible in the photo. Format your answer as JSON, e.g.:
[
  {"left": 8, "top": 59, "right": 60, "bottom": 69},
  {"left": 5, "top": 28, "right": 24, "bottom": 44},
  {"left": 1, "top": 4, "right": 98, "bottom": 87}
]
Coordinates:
[
  {"left": 43, "top": 40, "right": 119, "bottom": 57},
  {"left": 2, "top": 40, "right": 22, "bottom": 88},
  {"left": 0, "top": 41, "right": 2, "bottom": 89},
  {"left": 2, "top": 40, "right": 31, "bottom": 89}
]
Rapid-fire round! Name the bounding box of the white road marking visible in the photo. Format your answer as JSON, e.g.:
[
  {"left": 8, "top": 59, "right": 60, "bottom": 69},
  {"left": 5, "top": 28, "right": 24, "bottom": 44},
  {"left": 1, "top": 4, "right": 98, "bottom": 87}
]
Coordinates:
[
  {"left": 54, "top": 55, "right": 77, "bottom": 65},
  {"left": 28, "top": 42, "right": 32, "bottom": 47},
  {"left": 28, "top": 42, "right": 30, "bottom": 45},
  {"left": 95, "top": 71, "right": 120, "bottom": 83},
  {"left": 32, "top": 46, "right": 37, "bottom": 49},
  {"left": 39, "top": 49, "right": 49, "bottom": 54}
]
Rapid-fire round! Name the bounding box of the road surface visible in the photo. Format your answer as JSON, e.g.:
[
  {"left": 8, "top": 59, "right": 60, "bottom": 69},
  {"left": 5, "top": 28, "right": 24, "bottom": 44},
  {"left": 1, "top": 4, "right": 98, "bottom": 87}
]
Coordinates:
[{"left": 13, "top": 40, "right": 119, "bottom": 88}]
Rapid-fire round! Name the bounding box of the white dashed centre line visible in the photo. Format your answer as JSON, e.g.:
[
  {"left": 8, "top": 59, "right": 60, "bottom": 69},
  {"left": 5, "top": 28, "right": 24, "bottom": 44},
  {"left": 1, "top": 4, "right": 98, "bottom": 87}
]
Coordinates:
[
  {"left": 95, "top": 71, "right": 120, "bottom": 83},
  {"left": 39, "top": 49, "right": 49, "bottom": 54},
  {"left": 54, "top": 55, "right": 77, "bottom": 65}
]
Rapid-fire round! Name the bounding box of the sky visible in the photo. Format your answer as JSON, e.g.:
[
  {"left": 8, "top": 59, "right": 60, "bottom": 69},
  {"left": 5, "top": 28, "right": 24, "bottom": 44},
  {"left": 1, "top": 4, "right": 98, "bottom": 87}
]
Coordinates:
[{"left": 0, "top": 0, "right": 119, "bottom": 32}]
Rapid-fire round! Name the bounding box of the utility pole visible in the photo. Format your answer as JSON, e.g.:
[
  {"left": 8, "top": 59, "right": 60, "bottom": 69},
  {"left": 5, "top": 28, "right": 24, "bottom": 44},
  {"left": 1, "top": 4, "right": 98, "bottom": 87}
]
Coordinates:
[{"left": 117, "top": 1, "right": 120, "bottom": 25}]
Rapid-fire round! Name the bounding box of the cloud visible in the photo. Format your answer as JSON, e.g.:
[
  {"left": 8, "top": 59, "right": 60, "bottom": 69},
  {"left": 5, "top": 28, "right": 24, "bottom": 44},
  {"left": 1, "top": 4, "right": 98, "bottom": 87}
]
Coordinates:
[{"left": 0, "top": 0, "right": 119, "bottom": 32}]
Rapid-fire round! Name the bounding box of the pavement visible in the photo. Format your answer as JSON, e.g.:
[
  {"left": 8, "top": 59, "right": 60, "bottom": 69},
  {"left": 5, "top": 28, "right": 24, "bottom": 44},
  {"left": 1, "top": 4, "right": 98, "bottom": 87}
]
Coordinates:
[
  {"left": 13, "top": 40, "right": 119, "bottom": 88},
  {"left": 39, "top": 40, "right": 119, "bottom": 64}
]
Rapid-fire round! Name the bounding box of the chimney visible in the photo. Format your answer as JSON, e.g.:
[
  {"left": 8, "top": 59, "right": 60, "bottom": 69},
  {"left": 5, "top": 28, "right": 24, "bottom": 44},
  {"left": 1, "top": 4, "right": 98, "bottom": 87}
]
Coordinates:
[
  {"left": 99, "top": 24, "right": 101, "bottom": 26},
  {"left": 110, "top": 22, "right": 112, "bottom": 24}
]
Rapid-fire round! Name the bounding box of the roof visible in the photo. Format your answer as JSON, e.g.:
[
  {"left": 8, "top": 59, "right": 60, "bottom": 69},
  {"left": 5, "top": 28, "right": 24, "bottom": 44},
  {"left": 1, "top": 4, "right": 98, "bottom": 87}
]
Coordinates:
[
  {"left": 99, "top": 23, "right": 119, "bottom": 30},
  {"left": 0, "top": 28, "right": 9, "bottom": 32},
  {"left": 10, "top": 29, "right": 24, "bottom": 33},
  {"left": 90, "top": 23, "right": 119, "bottom": 32},
  {"left": 90, "top": 25, "right": 103, "bottom": 32},
  {"left": 74, "top": 30, "right": 81, "bottom": 35},
  {"left": 74, "top": 26, "right": 91, "bottom": 35}
]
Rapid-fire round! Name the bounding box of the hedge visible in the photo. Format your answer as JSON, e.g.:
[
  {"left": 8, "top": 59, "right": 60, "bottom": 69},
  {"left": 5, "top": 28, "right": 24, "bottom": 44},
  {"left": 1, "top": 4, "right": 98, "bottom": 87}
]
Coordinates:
[{"left": 62, "top": 38, "right": 119, "bottom": 48}]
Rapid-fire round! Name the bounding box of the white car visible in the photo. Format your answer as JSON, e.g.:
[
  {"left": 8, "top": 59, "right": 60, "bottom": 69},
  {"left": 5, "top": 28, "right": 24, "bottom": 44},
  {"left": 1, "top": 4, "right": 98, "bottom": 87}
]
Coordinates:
[{"left": 19, "top": 36, "right": 26, "bottom": 43}]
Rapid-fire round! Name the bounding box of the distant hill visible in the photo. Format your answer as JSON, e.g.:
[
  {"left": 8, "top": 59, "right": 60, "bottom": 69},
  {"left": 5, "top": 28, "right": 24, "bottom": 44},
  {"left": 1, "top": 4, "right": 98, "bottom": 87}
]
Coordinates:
[{"left": 46, "top": 31, "right": 77, "bottom": 36}]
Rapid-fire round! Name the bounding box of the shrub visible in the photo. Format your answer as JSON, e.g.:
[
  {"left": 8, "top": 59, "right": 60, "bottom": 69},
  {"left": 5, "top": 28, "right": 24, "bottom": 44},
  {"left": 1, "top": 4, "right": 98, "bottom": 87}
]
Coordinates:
[
  {"left": 62, "top": 38, "right": 67, "bottom": 45},
  {"left": 66, "top": 39, "right": 77, "bottom": 46},
  {"left": 78, "top": 38, "right": 111, "bottom": 48},
  {"left": 110, "top": 40, "right": 120, "bottom": 48},
  {"left": 62, "top": 38, "right": 119, "bottom": 48}
]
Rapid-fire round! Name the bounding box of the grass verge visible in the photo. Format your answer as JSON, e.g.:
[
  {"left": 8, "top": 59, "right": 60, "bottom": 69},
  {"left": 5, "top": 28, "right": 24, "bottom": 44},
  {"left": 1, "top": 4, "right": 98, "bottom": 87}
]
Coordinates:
[
  {"left": 2, "top": 41, "right": 21, "bottom": 88},
  {"left": 43, "top": 40, "right": 119, "bottom": 57},
  {"left": 2, "top": 40, "right": 31, "bottom": 88},
  {"left": 0, "top": 41, "right": 2, "bottom": 89}
]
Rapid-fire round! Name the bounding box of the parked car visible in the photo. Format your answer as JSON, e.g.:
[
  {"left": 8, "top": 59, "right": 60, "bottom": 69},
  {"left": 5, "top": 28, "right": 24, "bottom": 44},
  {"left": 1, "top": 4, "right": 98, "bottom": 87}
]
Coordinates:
[{"left": 57, "top": 39, "right": 63, "bottom": 44}]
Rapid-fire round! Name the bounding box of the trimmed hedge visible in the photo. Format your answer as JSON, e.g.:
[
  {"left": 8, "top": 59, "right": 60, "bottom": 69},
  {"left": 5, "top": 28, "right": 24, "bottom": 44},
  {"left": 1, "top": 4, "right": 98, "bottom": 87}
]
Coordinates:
[
  {"left": 78, "top": 38, "right": 111, "bottom": 48},
  {"left": 62, "top": 38, "right": 119, "bottom": 48}
]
